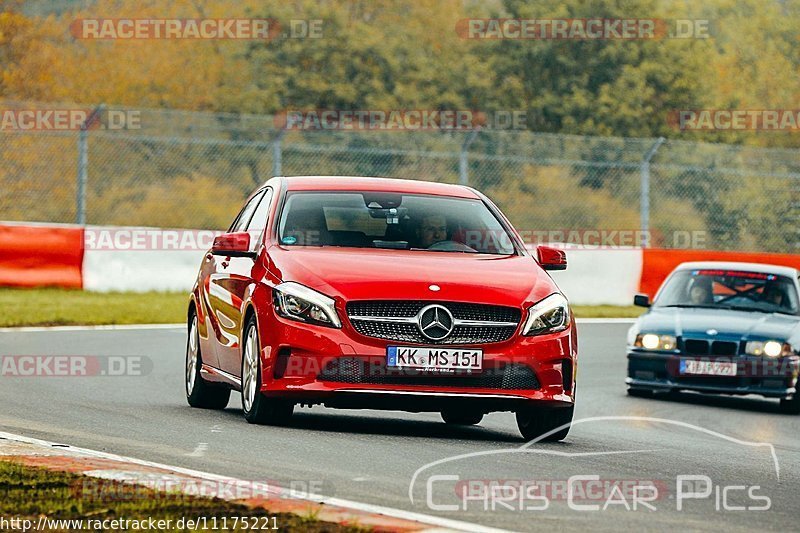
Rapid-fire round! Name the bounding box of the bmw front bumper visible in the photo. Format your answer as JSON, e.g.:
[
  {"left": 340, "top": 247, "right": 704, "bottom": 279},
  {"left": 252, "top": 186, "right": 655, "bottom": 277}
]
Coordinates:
[{"left": 627, "top": 350, "right": 800, "bottom": 399}]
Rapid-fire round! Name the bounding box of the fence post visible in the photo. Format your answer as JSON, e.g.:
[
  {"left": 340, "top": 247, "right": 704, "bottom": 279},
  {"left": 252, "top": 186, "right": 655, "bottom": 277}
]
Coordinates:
[
  {"left": 272, "top": 130, "right": 285, "bottom": 177},
  {"left": 76, "top": 129, "right": 88, "bottom": 225},
  {"left": 76, "top": 104, "right": 105, "bottom": 226},
  {"left": 640, "top": 137, "right": 666, "bottom": 248},
  {"left": 459, "top": 128, "right": 480, "bottom": 186}
]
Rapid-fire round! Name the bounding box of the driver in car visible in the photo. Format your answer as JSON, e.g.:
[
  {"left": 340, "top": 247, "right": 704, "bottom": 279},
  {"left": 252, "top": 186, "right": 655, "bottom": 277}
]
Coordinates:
[
  {"left": 763, "top": 283, "right": 787, "bottom": 308},
  {"left": 417, "top": 214, "right": 448, "bottom": 248}
]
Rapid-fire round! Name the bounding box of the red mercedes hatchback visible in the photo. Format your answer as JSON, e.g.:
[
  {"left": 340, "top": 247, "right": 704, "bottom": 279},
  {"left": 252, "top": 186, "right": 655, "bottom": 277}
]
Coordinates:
[{"left": 186, "top": 176, "right": 577, "bottom": 441}]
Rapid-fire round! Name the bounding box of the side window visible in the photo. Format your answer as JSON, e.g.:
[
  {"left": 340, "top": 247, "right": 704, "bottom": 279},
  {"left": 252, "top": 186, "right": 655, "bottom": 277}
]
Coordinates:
[
  {"left": 245, "top": 188, "right": 274, "bottom": 249},
  {"left": 229, "top": 190, "right": 265, "bottom": 233}
]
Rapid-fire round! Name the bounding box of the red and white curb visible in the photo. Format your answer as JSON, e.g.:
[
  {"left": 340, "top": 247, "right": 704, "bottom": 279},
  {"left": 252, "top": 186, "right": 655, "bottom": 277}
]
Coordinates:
[{"left": 0, "top": 431, "right": 507, "bottom": 533}]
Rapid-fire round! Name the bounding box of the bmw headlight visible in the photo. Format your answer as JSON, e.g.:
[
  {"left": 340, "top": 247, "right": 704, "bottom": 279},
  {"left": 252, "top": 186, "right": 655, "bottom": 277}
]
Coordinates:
[
  {"left": 522, "top": 294, "right": 570, "bottom": 336},
  {"left": 745, "top": 340, "right": 791, "bottom": 358},
  {"left": 634, "top": 333, "right": 677, "bottom": 351},
  {"left": 273, "top": 282, "right": 341, "bottom": 328}
]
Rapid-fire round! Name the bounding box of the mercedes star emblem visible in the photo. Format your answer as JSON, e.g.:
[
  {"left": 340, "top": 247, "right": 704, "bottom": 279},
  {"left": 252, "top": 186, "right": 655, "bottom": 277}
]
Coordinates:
[{"left": 417, "top": 304, "right": 454, "bottom": 341}]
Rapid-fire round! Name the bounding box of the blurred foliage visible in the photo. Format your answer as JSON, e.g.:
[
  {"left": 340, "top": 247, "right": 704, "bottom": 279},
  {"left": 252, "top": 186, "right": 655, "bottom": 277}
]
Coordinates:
[
  {"left": 1, "top": 0, "right": 798, "bottom": 146},
  {"left": 0, "top": 0, "right": 798, "bottom": 252}
]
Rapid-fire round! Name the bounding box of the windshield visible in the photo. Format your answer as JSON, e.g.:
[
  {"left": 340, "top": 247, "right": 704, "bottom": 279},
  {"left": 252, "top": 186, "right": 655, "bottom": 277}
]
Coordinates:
[
  {"left": 277, "top": 191, "right": 517, "bottom": 255},
  {"left": 654, "top": 268, "right": 800, "bottom": 315}
]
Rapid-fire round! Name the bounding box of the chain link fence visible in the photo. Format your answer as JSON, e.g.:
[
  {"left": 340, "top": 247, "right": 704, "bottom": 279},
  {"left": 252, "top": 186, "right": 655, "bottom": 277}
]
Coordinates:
[{"left": 1, "top": 101, "right": 798, "bottom": 252}]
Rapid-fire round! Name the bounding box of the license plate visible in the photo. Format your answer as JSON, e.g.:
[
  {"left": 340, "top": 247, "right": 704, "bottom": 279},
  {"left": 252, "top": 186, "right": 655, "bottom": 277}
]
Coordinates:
[
  {"left": 680, "top": 359, "right": 737, "bottom": 376},
  {"left": 387, "top": 346, "right": 483, "bottom": 371}
]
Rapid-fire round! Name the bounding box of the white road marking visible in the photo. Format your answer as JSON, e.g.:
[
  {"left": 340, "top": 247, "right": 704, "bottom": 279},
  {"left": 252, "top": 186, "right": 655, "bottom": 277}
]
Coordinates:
[
  {"left": 0, "top": 324, "right": 184, "bottom": 333},
  {"left": 186, "top": 442, "right": 208, "bottom": 457},
  {"left": 0, "top": 431, "right": 508, "bottom": 533}
]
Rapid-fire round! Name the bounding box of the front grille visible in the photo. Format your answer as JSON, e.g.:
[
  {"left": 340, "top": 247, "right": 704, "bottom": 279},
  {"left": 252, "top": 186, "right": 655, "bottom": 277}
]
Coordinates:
[
  {"left": 711, "top": 341, "right": 738, "bottom": 356},
  {"left": 684, "top": 339, "right": 709, "bottom": 355},
  {"left": 346, "top": 301, "right": 521, "bottom": 344},
  {"left": 319, "top": 358, "right": 540, "bottom": 390},
  {"left": 683, "top": 339, "right": 739, "bottom": 356}
]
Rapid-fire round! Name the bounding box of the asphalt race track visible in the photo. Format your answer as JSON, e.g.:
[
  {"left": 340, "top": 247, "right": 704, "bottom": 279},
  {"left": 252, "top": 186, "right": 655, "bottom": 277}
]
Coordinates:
[{"left": 1, "top": 323, "right": 798, "bottom": 532}]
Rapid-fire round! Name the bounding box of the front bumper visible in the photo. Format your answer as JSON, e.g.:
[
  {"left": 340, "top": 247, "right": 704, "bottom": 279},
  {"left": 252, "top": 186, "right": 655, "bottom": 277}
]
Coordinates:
[
  {"left": 255, "top": 303, "right": 577, "bottom": 411},
  {"left": 627, "top": 350, "right": 800, "bottom": 399}
]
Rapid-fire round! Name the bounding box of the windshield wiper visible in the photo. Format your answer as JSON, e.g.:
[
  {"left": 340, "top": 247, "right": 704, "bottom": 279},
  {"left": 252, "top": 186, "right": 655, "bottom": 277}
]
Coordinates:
[
  {"left": 661, "top": 304, "right": 727, "bottom": 309},
  {"left": 408, "top": 247, "right": 481, "bottom": 254},
  {"left": 726, "top": 305, "right": 797, "bottom": 315}
]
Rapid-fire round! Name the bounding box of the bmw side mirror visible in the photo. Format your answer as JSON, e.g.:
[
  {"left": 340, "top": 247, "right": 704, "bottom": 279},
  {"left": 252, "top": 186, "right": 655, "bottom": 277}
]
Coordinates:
[
  {"left": 212, "top": 232, "right": 256, "bottom": 258},
  {"left": 537, "top": 246, "right": 567, "bottom": 271},
  {"left": 633, "top": 294, "right": 651, "bottom": 307}
]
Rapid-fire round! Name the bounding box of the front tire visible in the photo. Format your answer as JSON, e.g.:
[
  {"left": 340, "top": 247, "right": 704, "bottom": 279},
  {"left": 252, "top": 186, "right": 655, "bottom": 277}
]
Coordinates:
[
  {"left": 627, "top": 387, "right": 654, "bottom": 398},
  {"left": 186, "top": 312, "right": 230, "bottom": 410},
  {"left": 516, "top": 405, "right": 573, "bottom": 442},
  {"left": 780, "top": 395, "right": 800, "bottom": 415},
  {"left": 441, "top": 408, "right": 483, "bottom": 426},
  {"left": 241, "top": 316, "right": 294, "bottom": 425}
]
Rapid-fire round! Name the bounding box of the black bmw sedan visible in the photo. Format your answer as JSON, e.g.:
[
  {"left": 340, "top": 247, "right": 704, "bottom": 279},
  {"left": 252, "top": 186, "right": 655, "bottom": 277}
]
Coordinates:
[{"left": 626, "top": 261, "right": 800, "bottom": 414}]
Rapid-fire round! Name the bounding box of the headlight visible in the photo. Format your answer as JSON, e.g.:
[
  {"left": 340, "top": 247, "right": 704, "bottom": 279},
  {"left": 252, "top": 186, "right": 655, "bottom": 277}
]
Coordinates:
[
  {"left": 522, "top": 294, "right": 570, "bottom": 336},
  {"left": 273, "top": 282, "right": 341, "bottom": 328},
  {"left": 745, "top": 340, "right": 791, "bottom": 357},
  {"left": 634, "top": 333, "right": 676, "bottom": 351}
]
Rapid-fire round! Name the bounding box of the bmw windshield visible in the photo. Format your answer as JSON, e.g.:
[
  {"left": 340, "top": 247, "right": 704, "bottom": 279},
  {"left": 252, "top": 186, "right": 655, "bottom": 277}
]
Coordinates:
[
  {"left": 654, "top": 268, "right": 800, "bottom": 315},
  {"left": 277, "top": 191, "right": 517, "bottom": 255}
]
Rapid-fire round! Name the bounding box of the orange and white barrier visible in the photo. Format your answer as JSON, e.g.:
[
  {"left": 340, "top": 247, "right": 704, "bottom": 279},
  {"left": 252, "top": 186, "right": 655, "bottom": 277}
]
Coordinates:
[
  {"left": 0, "top": 223, "right": 84, "bottom": 289},
  {"left": 1, "top": 222, "right": 799, "bottom": 305},
  {"left": 639, "top": 248, "right": 800, "bottom": 298}
]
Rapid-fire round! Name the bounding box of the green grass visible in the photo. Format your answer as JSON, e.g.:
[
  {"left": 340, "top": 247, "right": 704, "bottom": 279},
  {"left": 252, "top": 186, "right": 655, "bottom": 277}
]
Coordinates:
[
  {"left": 0, "top": 288, "right": 187, "bottom": 327},
  {"left": 572, "top": 305, "right": 643, "bottom": 318},
  {"left": 0, "top": 460, "right": 360, "bottom": 532},
  {"left": 0, "top": 288, "right": 642, "bottom": 327}
]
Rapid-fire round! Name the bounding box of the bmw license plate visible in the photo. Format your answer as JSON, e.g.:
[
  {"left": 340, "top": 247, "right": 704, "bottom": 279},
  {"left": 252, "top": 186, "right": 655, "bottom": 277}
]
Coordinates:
[
  {"left": 387, "top": 346, "right": 483, "bottom": 371},
  {"left": 680, "top": 359, "right": 737, "bottom": 376}
]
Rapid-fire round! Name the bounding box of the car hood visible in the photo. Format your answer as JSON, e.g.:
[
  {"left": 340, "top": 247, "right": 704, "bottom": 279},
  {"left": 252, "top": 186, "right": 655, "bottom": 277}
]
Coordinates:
[
  {"left": 267, "top": 246, "right": 557, "bottom": 307},
  {"left": 636, "top": 306, "right": 800, "bottom": 341}
]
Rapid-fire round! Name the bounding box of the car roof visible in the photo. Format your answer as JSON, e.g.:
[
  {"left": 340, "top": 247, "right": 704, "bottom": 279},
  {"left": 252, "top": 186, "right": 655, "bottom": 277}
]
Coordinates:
[
  {"left": 280, "top": 176, "right": 480, "bottom": 199},
  {"left": 675, "top": 261, "right": 799, "bottom": 278}
]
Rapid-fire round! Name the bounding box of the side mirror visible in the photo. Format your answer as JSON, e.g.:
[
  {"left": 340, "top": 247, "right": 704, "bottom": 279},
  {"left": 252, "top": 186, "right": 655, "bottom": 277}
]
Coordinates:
[
  {"left": 537, "top": 246, "right": 567, "bottom": 271},
  {"left": 633, "top": 294, "right": 651, "bottom": 307},
  {"left": 211, "top": 232, "right": 256, "bottom": 258}
]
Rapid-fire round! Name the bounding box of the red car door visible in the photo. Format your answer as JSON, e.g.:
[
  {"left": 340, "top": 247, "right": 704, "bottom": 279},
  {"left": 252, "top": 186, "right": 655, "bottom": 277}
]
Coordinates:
[{"left": 210, "top": 187, "right": 275, "bottom": 378}]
